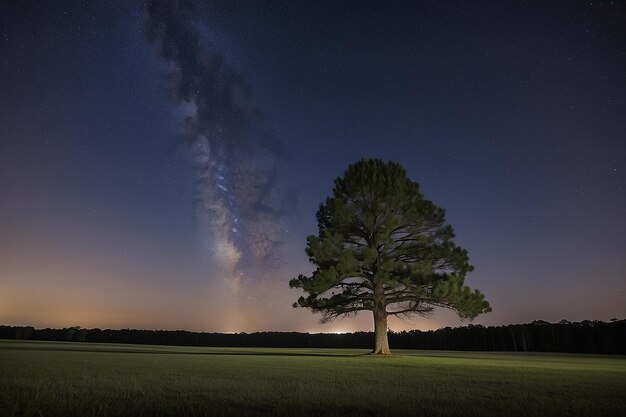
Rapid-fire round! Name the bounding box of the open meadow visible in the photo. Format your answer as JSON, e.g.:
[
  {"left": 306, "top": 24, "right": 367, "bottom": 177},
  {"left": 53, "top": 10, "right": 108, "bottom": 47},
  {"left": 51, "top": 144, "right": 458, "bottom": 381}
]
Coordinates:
[{"left": 1, "top": 340, "right": 625, "bottom": 417}]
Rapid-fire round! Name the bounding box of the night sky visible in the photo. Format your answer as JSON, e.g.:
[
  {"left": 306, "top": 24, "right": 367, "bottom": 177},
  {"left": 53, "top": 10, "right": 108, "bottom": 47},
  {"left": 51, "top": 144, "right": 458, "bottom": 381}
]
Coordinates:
[{"left": 1, "top": 0, "right": 624, "bottom": 333}]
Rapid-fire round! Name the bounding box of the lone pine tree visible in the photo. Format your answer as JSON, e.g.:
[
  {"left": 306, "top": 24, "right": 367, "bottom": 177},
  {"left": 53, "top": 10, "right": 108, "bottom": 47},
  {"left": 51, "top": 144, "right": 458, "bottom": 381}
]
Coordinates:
[{"left": 290, "top": 159, "right": 491, "bottom": 354}]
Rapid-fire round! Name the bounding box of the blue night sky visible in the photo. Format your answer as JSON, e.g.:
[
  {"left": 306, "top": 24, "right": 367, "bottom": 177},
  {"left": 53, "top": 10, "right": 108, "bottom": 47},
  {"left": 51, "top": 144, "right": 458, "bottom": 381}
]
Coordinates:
[{"left": 0, "top": 0, "right": 624, "bottom": 332}]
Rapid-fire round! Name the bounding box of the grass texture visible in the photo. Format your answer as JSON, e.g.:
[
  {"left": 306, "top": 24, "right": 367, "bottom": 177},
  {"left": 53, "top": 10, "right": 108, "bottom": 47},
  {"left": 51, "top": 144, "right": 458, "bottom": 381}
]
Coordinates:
[{"left": 1, "top": 340, "right": 625, "bottom": 416}]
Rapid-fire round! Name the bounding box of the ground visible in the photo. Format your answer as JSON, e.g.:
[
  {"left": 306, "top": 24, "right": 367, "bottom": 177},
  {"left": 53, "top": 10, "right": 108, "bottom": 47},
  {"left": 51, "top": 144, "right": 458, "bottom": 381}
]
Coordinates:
[{"left": 1, "top": 340, "right": 625, "bottom": 416}]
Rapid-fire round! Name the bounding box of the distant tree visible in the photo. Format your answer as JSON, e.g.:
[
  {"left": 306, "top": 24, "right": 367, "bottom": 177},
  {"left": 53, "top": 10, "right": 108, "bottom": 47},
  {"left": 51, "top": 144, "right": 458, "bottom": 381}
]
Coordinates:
[{"left": 290, "top": 159, "right": 491, "bottom": 354}]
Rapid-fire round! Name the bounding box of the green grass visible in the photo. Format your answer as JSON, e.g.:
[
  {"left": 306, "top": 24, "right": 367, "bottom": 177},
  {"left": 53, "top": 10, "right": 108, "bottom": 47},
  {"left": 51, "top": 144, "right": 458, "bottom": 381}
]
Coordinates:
[{"left": 1, "top": 340, "right": 625, "bottom": 417}]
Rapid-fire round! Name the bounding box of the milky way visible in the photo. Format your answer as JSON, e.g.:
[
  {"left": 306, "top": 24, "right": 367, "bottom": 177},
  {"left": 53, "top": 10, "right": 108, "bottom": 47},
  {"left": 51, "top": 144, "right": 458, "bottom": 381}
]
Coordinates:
[{"left": 145, "top": 0, "right": 286, "bottom": 289}]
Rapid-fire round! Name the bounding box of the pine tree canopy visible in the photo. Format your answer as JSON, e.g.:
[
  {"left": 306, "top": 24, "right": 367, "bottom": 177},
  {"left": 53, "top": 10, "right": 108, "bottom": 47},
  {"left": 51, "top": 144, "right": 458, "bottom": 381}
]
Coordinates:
[{"left": 290, "top": 159, "right": 491, "bottom": 324}]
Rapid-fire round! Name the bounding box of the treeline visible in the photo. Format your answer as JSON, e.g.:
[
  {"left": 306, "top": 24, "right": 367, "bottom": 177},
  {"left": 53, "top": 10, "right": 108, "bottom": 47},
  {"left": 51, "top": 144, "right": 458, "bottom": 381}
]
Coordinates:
[{"left": 1, "top": 319, "right": 624, "bottom": 354}]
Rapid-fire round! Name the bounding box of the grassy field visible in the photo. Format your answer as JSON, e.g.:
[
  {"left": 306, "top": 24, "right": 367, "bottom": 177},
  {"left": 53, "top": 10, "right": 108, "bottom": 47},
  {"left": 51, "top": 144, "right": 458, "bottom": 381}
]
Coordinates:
[{"left": 1, "top": 340, "right": 625, "bottom": 417}]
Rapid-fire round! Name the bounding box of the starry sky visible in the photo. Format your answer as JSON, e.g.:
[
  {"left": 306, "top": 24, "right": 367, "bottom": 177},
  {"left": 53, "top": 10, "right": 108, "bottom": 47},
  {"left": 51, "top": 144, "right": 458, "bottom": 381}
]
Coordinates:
[{"left": 0, "top": 0, "right": 624, "bottom": 333}]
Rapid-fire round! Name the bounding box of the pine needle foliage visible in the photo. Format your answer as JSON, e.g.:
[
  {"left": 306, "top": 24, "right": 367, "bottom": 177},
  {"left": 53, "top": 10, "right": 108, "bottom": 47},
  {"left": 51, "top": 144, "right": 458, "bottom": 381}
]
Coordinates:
[{"left": 290, "top": 159, "right": 491, "bottom": 347}]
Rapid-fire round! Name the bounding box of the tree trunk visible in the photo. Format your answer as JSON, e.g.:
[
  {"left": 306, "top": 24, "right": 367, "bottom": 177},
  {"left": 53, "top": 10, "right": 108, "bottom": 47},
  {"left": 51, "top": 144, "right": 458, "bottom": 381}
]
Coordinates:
[{"left": 371, "top": 310, "right": 391, "bottom": 355}]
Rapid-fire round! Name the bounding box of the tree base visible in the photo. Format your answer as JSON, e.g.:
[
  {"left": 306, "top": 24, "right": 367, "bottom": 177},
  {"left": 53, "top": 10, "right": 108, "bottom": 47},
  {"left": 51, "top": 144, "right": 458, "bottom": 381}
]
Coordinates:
[{"left": 369, "top": 350, "right": 392, "bottom": 355}]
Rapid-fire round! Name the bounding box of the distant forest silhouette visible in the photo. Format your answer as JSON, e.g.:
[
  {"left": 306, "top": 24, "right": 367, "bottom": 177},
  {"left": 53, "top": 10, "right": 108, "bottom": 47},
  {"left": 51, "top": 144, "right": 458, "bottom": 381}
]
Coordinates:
[{"left": 2, "top": 319, "right": 624, "bottom": 354}]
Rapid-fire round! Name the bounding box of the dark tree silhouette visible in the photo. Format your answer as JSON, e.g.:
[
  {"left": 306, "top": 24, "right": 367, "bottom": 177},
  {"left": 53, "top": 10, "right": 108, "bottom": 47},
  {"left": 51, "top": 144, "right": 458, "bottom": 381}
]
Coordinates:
[
  {"left": 289, "top": 159, "right": 491, "bottom": 354},
  {"left": 2, "top": 320, "right": 624, "bottom": 353}
]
